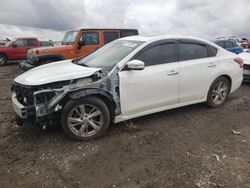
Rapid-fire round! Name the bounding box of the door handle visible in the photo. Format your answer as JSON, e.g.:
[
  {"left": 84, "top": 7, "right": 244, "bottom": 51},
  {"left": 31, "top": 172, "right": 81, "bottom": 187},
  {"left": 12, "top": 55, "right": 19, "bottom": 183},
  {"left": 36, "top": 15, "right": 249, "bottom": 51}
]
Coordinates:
[
  {"left": 167, "top": 70, "right": 179, "bottom": 75},
  {"left": 207, "top": 62, "right": 216, "bottom": 67}
]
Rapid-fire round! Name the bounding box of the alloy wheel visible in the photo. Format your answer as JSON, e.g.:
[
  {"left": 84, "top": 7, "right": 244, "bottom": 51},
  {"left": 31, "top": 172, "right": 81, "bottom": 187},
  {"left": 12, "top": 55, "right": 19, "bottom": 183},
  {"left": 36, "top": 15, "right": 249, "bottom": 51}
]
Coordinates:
[
  {"left": 67, "top": 104, "right": 103, "bottom": 137},
  {"left": 211, "top": 81, "right": 228, "bottom": 105}
]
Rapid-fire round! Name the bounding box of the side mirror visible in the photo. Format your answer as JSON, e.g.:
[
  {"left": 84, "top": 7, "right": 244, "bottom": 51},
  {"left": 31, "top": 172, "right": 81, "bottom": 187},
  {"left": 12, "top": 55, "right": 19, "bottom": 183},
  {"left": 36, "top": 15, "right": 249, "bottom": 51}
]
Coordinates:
[
  {"left": 12, "top": 44, "right": 17, "bottom": 48},
  {"left": 126, "top": 60, "right": 145, "bottom": 70},
  {"left": 78, "top": 40, "right": 86, "bottom": 48}
]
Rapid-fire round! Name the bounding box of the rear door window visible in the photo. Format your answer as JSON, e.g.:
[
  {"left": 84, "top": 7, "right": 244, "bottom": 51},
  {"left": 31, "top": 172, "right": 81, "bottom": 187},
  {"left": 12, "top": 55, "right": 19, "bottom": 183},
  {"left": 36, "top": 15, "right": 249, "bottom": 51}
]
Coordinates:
[
  {"left": 27, "top": 39, "right": 37, "bottom": 46},
  {"left": 179, "top": 43, "right": 209, "bottom": 61},
  {"left": 208, "top": 46, "right": 218, "bottom": 57},
  {"left": 103, "top": 31, "right": 119, "bottom": 44},
  {"left": 135, "top": 42, "right": 175, "bottom": 66},
  {"left": 81, "top": 32, "right": 99, "bottom": 45}
]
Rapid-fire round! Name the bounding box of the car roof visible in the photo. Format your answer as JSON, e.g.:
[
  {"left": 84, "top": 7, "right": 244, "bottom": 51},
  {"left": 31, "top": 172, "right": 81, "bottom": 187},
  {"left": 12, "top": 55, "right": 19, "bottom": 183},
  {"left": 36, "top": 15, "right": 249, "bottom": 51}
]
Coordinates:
[
  {"left": 78, "top": 28, "right": 138, "bottom": 32},
  {"left": 15, "top": 37, "right": 37, "bottom": 40},
  {"left": 119, "top": 35, "right": 217, "bottom": 46}
]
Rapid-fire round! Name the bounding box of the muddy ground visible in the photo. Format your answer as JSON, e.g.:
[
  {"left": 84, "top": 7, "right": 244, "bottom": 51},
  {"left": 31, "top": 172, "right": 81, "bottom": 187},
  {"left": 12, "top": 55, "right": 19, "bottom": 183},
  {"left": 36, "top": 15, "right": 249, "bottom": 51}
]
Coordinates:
[{"left": 0, "top": 64, "right": 250, "bottom": 188}]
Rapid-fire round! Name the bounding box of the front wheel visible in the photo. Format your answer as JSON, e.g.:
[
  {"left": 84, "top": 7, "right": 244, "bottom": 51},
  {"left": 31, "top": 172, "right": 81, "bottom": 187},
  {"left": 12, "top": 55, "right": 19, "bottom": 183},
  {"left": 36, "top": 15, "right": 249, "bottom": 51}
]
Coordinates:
[
  {"left": 207, "top": 77, "right": 230, "bottom": 108},
  {"left": 61, "top": 97, "right": 110, "bottom": 141}
]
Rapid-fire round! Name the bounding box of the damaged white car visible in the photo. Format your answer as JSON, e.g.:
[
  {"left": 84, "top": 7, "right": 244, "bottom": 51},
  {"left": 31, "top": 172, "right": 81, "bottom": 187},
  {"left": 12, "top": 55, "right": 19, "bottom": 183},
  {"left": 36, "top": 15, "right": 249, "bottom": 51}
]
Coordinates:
[{"left": 12, "top": 36, "right": 243, "bottom": 140}]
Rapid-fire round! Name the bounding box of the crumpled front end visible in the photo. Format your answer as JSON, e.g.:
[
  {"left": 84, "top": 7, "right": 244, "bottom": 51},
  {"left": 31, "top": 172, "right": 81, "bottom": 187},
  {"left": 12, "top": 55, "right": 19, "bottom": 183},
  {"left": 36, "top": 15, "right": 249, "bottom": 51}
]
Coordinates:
[
  {"left": 11, "top": 83, "right": 65, "bottom": 126},
  {"left": 11, "top": 69, "right": 120, "bottom": 127}
]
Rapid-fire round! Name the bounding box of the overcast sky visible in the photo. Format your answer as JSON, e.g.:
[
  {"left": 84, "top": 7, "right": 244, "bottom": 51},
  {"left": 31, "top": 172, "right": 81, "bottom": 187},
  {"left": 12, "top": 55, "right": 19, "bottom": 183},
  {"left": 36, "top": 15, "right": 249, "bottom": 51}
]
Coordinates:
[{"left": 0, "top": 0, "right": 250, "bottom": 40}]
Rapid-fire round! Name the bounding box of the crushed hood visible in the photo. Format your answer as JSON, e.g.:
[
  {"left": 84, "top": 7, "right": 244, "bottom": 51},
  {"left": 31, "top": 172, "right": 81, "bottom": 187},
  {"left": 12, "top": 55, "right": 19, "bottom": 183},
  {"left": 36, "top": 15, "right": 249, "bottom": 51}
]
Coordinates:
[{"left": 15, "top": 60, "right": 101, "bottom": 86}]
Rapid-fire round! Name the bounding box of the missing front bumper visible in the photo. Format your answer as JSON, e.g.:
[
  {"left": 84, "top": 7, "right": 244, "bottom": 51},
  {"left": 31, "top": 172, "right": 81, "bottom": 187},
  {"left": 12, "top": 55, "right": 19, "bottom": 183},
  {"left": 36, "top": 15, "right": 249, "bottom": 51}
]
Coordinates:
[{"left": 12, "top": 93, "right": 35, "bottom": 118}]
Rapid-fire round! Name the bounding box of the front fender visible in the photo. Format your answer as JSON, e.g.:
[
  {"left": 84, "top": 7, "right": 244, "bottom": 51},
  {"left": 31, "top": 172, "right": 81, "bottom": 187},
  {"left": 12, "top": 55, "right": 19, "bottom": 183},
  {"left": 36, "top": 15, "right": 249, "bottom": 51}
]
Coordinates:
[
  {"left": 68, "top": 88, "right": 117, "bottom": 117},
  {"left": 69, "top": 88, "right": 114, "bottom": 101}
]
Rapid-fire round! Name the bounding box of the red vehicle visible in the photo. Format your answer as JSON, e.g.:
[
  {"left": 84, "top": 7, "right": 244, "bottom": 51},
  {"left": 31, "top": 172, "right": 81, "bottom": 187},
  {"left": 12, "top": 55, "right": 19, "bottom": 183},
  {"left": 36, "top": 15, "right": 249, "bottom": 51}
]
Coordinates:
[{"left": 0, "top": 38, "right": 40, "bottom": 65}]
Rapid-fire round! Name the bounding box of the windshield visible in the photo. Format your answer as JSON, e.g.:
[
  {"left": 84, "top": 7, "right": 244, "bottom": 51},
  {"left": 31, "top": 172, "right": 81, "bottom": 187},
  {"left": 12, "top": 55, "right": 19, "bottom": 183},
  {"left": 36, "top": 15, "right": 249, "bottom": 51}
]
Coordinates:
[
  {"left": 75, "top": 40, "right": 144, "bottom": 68},
  {"left": 62, "top": 31, "right": 78, "bottom": 45}
]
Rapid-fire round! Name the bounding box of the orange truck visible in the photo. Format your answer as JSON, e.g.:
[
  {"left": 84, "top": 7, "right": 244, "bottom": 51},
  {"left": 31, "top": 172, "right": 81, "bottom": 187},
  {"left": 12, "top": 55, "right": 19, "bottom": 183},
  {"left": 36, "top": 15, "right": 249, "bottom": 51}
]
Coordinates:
[{"left": 20, "top": 28, "right": 139, "bottom": 71}]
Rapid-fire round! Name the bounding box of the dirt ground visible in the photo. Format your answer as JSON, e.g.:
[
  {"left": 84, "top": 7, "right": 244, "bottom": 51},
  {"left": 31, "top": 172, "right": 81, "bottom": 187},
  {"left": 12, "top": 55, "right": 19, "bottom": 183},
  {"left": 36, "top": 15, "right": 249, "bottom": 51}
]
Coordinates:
[{"left": 0, "top": 64, "right": 250, "bottom": 188}]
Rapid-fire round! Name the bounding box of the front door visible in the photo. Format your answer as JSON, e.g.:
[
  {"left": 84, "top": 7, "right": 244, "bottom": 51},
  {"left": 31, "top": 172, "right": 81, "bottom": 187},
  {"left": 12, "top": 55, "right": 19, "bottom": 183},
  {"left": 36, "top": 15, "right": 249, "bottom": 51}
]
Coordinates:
[
  {"left": 10, "top": 39, "right": 28, "bottom": 60},
  {"left": 10, "top": 39, "right": 38, "bottom": 60},
  {"left": 119, "top": 41, "right": 180, "bottom": 117},
  {"left": 76, "top": 31, "right": 101, "bottom": 58}
]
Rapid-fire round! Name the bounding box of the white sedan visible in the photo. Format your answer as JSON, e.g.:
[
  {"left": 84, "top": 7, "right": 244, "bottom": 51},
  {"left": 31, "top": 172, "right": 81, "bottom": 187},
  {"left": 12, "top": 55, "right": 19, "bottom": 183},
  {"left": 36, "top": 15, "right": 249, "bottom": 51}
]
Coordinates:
[{"left": 12, "top": 35, "right": 243, "bottom": 140}]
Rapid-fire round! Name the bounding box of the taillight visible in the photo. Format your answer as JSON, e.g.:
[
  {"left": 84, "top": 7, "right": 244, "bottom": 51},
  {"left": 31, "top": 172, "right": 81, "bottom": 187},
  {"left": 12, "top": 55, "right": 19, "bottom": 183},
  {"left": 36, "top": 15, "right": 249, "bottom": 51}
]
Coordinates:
[{"left": 234, "top": 58, "right": 243, "bottom": 68}]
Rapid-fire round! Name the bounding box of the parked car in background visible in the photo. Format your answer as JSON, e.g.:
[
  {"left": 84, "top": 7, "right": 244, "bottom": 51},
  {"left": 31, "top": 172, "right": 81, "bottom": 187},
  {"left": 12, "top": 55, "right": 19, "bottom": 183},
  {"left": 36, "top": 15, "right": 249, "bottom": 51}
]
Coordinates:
[
  {"left": 0, "top": 38, "right": 41, "bottom": 65},
  {"left": 0, "top": 37, "right": 11, "bottom": 46},
  {"left": 19, "top": 28, "right": 139, "bottom": 71},
  {"left": 214, "top": 39, "right": 243, "bottom": 54},
  {"left": 239, "top": 48, "right": 250, "bottom": 81},
  {"left": 241, "top": 38, "right": 250, "bottom": 49},
  {"left": 40, "top": 41, "right": 54, "bottom": 47},
  {"left": 229, "top": 36, "right": 242, "bottom": 47},
  {"left": 12, "top": 36, "right": 243, "bottom": 140}
]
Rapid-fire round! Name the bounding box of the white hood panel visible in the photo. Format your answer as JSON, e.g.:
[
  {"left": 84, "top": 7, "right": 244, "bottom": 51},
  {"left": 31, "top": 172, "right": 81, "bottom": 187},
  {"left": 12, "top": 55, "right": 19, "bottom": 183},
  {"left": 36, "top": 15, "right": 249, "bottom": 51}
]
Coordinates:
[{"left": 15, "top": 60, "right": 101, "bottom": 86}]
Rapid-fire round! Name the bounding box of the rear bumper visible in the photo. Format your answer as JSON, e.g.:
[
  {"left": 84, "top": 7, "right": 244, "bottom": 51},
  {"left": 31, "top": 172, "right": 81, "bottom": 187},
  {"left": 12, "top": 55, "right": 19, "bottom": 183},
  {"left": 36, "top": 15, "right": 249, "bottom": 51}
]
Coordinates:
[{"left": 19, "top": 61, "right": 34, "bottom": 71}]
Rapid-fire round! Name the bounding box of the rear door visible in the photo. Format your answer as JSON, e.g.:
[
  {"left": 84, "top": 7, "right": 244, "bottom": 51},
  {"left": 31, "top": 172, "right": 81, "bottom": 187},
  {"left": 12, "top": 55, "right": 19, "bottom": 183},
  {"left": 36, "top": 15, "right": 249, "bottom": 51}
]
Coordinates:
[
  {"left": 119, "top": 41, "right": 180, "bottom": 116},
  {"left": 178, "top": 40, "right": 219, "bottom": 103},
  {"left": 76, "top": 31, "right": 101, "bottom": 58}
]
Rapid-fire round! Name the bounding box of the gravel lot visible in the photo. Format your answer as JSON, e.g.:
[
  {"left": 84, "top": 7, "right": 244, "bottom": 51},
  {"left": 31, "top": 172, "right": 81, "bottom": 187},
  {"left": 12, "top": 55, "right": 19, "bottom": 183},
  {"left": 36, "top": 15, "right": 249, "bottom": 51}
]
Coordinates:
[{"left": 0, "top": 64, "right": 250, "bottom": 188}]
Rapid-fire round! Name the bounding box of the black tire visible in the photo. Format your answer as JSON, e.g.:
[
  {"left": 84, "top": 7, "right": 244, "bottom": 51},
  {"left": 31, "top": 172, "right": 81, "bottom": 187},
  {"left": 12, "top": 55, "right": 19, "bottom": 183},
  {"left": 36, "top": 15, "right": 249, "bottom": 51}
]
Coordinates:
[
  {"left": 0, "top": 54, "right": 7, "bottom": 66},
  {"left": 207, "top": 77, "right": 230, "bottom": 108},
  {"left": 61, "top": 96, "right": 110, "bottom": 141}
]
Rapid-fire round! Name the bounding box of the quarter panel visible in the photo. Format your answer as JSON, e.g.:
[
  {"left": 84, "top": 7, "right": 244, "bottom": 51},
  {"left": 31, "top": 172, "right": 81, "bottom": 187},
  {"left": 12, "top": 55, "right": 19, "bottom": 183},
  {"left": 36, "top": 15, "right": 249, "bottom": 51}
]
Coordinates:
[{"left": 218, "top": 55, "right": 243, "bottom": 92}]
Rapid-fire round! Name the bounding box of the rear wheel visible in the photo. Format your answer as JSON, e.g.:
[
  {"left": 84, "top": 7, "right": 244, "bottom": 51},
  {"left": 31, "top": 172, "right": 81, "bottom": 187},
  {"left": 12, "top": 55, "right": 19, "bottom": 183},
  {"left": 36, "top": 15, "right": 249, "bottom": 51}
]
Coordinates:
[
  {"left": 61, "top": 97, "right": 110, "bottom": 141},
  {"left": 207, "top": 77, "right": 230, "bottom": 108},
  {"left": 0, "top": 54, "right": 7, "bottom": 65}
]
